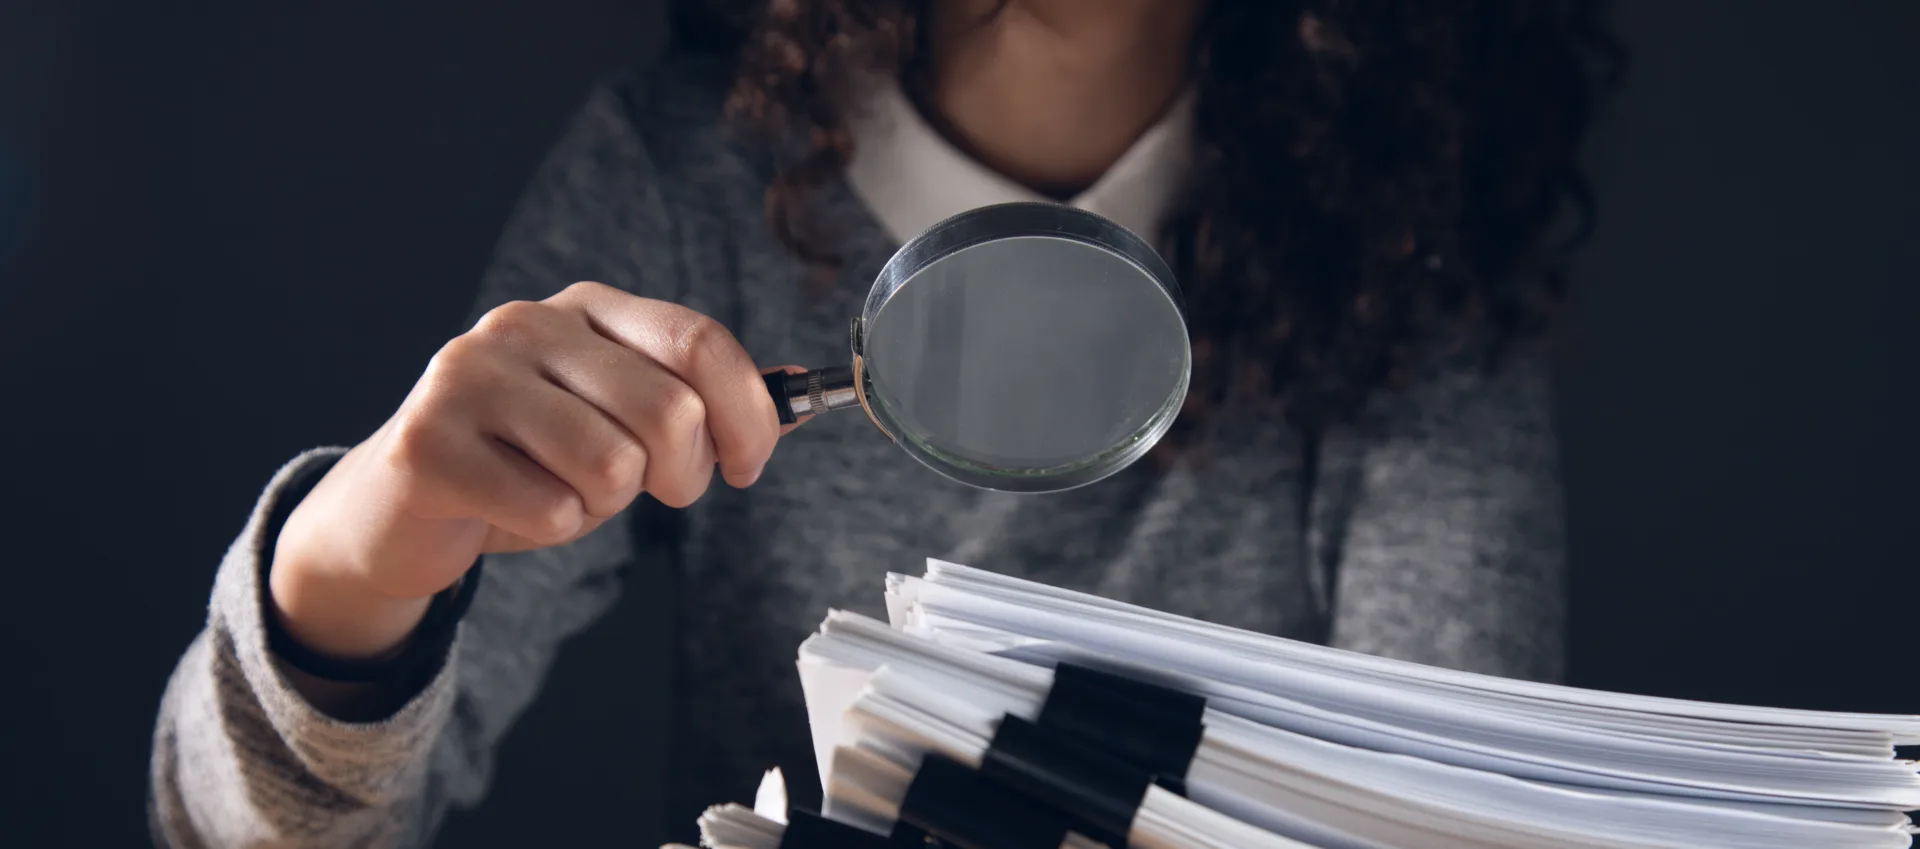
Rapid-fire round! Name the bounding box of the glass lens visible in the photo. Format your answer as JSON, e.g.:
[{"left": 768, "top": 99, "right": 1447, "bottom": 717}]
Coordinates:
[{"left": 862, "top": 235, "right": 1189, "bottom": 482}]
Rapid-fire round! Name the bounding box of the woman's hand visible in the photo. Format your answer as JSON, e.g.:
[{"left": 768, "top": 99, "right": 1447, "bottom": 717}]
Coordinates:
[{"left": 270, "top": 281, "right": 791, "bottom": 666}]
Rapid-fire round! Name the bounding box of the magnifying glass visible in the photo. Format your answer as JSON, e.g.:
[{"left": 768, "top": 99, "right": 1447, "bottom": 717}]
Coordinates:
[{"left": 760, "top": 202, "right": 1190, "bottom": 493}]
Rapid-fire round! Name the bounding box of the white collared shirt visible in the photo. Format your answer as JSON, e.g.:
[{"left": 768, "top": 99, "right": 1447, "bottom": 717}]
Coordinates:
[{"left": 845, "top": 83, "right": 1198, "bottom": 247}]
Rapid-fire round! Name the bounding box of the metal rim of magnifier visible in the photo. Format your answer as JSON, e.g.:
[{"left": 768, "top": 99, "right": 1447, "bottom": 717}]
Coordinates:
[{"left": 848, "top": 201, "right": 1192, "bottom": 494}]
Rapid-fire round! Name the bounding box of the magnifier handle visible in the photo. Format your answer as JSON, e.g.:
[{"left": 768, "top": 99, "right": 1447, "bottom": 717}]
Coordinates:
[{"left": 763, "top": 366, "right": 859, "bottom": 426}]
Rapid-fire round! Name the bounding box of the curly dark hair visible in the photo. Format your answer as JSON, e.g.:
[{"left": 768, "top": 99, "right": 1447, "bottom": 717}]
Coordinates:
[{"left": 677, "top": 0, "right": 1620, "bottom": 435}]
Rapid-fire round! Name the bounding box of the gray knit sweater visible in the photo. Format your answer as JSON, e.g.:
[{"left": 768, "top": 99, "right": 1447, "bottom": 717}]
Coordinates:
[{"left": 148, "top": 53, "right": 1567, "bottom": 848}]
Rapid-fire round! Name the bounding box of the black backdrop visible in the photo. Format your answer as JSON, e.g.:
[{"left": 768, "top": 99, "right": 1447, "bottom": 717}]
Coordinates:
[{"left": 2, "top": 1, "right": 1915, "bottom": 846}]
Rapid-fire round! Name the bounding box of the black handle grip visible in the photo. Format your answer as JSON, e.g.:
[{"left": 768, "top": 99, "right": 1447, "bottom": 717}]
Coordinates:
[{"left": 764, "top": 370, "right": 801, "bottom": 426}]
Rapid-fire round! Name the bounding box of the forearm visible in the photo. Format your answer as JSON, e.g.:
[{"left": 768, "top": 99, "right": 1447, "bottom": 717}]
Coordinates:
[
  {"left": 150, "top": 450, "right": 459, "bottom": 849},
  {"left": 151, "top": 448, "right": 647, "bottom": 847}
]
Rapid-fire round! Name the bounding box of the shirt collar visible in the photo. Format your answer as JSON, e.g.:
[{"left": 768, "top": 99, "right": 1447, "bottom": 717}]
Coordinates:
[{"left": 845, "top": 82, "right": 1198, "bottom": 248}]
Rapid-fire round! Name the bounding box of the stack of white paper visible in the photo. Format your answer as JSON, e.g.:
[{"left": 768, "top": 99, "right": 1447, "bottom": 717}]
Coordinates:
[{"left": 696, "top": 560, "right": 1920, "bottom": 849}]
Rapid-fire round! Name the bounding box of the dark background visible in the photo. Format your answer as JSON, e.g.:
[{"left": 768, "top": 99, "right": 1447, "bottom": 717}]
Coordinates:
[{"left": 2, "top": 1, "right": 1914, "bottom": 846}]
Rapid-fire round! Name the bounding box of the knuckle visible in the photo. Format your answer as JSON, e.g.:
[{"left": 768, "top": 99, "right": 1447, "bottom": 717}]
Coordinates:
[
  {"left": 670, "top": 313, "right": 735, "bottom": 366},
  {"left": 525, "top": 495, "right": 584, "bottom": 545},
  {"left": 380, "top": 412, "right": 444, "bottom": 483},
  {"left": 583, "top": 439, "right": 646, "bottom": 506},
  {"left": 471, "top": 299, "right": 550, "bottom": 344},
  {"left": 555, "top": 280, "right": 611, "bottom": 301},
  {"left": 423, "top": 335, "right": 482, "bottom": 382},
  {"left": 655, "top": 381, "right": 709, "bottom": 436},
  {"left": 420, "top": 339, "right": 503, "bottom": 402}
]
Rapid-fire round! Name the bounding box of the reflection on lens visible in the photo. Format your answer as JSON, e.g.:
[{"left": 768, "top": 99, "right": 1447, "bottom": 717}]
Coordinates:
[{"left": 863, "top": 235, "right": 1189, "bottom": 480}]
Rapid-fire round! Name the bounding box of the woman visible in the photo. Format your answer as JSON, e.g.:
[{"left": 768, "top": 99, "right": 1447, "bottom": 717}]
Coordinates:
[{"left": 149, "top": 0, "right": 1611, "bottom": 845}]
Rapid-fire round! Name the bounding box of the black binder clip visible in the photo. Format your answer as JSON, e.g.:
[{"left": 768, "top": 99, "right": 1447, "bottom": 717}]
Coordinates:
[
  {"left": 789, "top": 666, "right": 1206, "bottom": 849},
  {"left": 979, "top": 714, "right": 1160, "bottom": 848},
  {"left": 893, "top": 753, "right": 1080, "bottom": 849},
  {"left": 1035, "top": 662, "right": 1207, "bottom": 794},
  {"left": 888, "top": 665, "right": 1209, "bottom": 849},
  {"left": 776, "top": 808, "right": 907, "bottom": 849}
]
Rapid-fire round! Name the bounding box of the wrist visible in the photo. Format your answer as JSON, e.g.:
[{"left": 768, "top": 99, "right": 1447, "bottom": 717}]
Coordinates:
[
  {"left": 269, "top": 487, "right": 436, "bottom": 661},
  {"left": 255, "top": 448, "right": 484, "bottom": 719},
  {"left": 268, "top": 550, "right": 435, "bottom": 662}
]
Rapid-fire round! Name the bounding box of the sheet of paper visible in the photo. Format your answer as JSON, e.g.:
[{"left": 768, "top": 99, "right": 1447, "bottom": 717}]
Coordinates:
[
  {"left": 797, "top": 640, "right": 878, "bottom": 792},
  {"left": 759, "top": 562, "right": 1920, "bottom": 849},
  {"left": 891, "top": 565, "right": 1920, "bottom": 809},
  {"left": 917, "top": 560, "right": 1920, "bottom": 743},
  {"left": 820, "top": 614, "right": 1912, "bottom": 849}
]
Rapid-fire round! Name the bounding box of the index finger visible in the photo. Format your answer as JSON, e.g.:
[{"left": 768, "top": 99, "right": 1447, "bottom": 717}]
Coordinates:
[{"left": 550, "top": 282, "right": 781, "bottom": 487}]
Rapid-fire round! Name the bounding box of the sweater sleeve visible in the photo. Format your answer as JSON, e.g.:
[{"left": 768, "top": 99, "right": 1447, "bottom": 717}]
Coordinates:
[
  {"left": 1319, "top": 347, "right": 1570, "bottom": 684},
  {"left": 149, "top": 77, "right": 682, "bottom": 848}
]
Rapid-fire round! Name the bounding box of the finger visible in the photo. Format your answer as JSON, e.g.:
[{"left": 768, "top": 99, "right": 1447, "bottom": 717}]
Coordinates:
[
  {"left": 479, "top": 372, "right": 649, "bottom": 520},
  {"left": 381, "top": 415, "right": 586, "bottom": 549},
  {"left": 472, "top": 437, "right": 591, "bottom": 544},
  {"left": 636, "top": 371, "right": 718, "bottom": 508},
  {"left": 551, "top": 282, "right": 781, "bottom": 488},
  {"left": 464, "top": 294, "right": 723, "bottom": 506},
  {"left": 530, "top": 331, "right": 719, "bottom": 506},
  {"left": 568, "top": 347, "right": 721, "bottom": 507}
]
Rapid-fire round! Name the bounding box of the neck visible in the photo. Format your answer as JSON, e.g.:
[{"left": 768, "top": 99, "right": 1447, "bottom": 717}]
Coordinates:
[{"left": 920, "top": 0, "right": 1204, "bottom": 198}]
